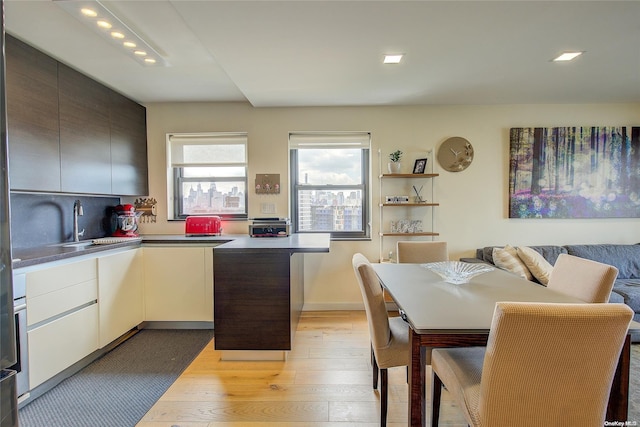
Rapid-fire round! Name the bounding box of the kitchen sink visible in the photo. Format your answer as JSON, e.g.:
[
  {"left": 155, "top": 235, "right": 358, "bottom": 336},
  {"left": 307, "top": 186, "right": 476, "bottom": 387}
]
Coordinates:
[
  {"left": 58, "top": 237, "right": 142, "bottom": 249},
  {"left": 54, "top": 237, "right": 142, "bottom": 250}
]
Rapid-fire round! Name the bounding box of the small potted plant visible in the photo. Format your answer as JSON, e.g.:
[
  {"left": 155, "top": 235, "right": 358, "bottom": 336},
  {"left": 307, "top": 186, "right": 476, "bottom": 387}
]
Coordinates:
[{"left": 388, "top": 150, "right": 403, "bottom": 173}]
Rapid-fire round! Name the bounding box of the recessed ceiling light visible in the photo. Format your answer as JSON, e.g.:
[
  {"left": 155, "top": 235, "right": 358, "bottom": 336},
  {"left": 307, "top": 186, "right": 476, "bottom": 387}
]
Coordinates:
[
  {"left": 383, "top": 54, "right": 404, "bottom": 64},
  {"left": 56, "top": 0, "right": 168, "bottom": 67},
  {"left": 552, "top": 51, "right": 584, "bottom": 62},
  {"left": 80, "top": 8, "right": 97, "bottom": 18},
  {"left": 97, "top": 20, "right": 112, "bottom": 29}
]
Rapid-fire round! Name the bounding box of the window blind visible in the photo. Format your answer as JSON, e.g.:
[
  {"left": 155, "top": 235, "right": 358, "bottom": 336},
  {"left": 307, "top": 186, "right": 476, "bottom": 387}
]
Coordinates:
[
  {"left": 288, "top": 132, "right": 371, "bottom": 149},
  {"left": 168, "top": 132, "right": 247, "bottom": 166}
]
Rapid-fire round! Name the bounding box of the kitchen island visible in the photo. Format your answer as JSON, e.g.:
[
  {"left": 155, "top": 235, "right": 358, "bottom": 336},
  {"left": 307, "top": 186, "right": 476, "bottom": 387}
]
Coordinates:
[{"left": 213, "top": 233, "right": 331, "bottom": 359}]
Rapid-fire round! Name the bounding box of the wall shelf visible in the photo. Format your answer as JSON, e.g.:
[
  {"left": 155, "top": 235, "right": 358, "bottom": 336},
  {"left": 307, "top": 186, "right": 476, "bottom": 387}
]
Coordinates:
[
  {"left": 380, "top": 203, "right": 439, "bottom": 207},
  {"left": 378, "top": 149, "right": 439, "bottom": 262},
  {"left": 380, "top": 232, "right": 439, "bottom": 237},
  {"left": 379, "top": 173, "right": 439, "bottom": 178}
]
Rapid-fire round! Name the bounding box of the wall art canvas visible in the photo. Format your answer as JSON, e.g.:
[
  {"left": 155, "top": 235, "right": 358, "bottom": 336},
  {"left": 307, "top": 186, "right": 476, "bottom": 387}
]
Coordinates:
[
  {"left": 509, "top": 126, "right": 640, "bottom": 218},
  {"left": 255, "top": 174, "right": 280, "bottom": 194}
]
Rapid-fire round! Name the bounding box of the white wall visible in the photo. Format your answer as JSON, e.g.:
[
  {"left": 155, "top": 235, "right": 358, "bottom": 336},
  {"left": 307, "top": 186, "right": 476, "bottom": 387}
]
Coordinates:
[{"left": 139, "top": 102, "right": 640, "bottom": 309}]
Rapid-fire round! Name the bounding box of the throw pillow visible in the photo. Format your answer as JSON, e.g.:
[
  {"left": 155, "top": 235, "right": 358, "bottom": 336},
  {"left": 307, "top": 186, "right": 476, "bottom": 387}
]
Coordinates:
[
  {"left": 492, "top": 245, "right": 533, "bottom": 280},
  {"left": 516, "top": 246, "right": 553, "bottom": 285}
]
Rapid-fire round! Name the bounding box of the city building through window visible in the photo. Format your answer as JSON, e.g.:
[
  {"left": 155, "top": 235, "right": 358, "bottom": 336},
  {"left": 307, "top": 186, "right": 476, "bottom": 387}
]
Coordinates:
[
  {"left": 167, "top": 132, "right": 248, "bottom": 219},
  {"left": 289, "top": 132, "right": 371, "bottom": 240}
]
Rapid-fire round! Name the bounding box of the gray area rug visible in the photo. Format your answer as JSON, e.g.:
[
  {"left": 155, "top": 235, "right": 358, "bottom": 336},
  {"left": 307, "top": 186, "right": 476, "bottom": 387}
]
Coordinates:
[{"left": 18, "top": 329, "right": 214, "bottom": 427}]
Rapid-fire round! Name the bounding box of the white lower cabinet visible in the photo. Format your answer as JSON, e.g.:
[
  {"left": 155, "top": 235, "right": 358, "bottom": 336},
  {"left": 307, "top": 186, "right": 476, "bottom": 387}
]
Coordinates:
[
  {"left": 25, "top": 257, "right": 99, "bottom": 389},
  {"left": 143, "top": 246, "right": 214, "bottom": 322},
  {"left": 21, "top": 244, "right": 214, "bottom": 391},
  {"left": 97, "top": 248, "right": 144, "bottom": 347},
  {"left": 28, "top": 304, "right": 99, "bottom": 389}
]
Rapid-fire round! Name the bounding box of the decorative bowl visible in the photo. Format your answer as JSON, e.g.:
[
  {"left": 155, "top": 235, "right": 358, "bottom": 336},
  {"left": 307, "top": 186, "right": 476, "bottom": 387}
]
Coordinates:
[{"left": 422, "top": 261, "right": 494, "bottom": 284}]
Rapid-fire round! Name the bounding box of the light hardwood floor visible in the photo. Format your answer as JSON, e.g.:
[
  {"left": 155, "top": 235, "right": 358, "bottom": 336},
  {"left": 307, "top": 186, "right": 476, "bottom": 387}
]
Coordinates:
[{"left": 136, "top": 311, "right": 468, "bottom": 426}]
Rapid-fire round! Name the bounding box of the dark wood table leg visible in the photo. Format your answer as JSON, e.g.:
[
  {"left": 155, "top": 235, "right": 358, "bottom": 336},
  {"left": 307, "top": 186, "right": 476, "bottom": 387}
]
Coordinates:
[
  {"left": 408, "top": 328, "right": 424, "bottom": 427},
  {"left": 607, "top": 334, "right": 630, "bottom": 422},
  {"left": 420, "top": 344, "right": 428, "bottom": 427}
]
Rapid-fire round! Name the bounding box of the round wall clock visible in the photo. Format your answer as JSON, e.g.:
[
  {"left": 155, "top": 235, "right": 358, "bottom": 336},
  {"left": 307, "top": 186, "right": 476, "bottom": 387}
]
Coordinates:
[{"left": 437, "top": 137, "right": 474, "bottom": 172}]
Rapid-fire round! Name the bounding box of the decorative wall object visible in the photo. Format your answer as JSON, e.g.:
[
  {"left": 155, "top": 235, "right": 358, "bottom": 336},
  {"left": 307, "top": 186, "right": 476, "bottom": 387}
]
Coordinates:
[
  {"left": 134, "top": 197, "right": 157, "bottom": 223},
  {"left": 413, "top": 158, "right": 427, "bottom": 174},
  {"left": 509, "top": 126, "right": 640, "bottom": 218},
  {"left": 437, "top": 137, "right": 474, "bottom": 172},
  {"left": 390, "top": 219, "right": 423, "bottom": 233},
  {"left": 412, "top": 185, "right": 425, "bottom": 203},
  {"left": 255, "top": 174, "right": 280, "bottom": 194}
]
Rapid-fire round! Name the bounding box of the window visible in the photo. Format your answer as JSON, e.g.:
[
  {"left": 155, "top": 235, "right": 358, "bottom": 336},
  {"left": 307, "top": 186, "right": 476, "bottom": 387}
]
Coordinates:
[
  {"left": 289, "top": 132, "right": 371, "bottom": 239},
  {"left": 167, "top": 132, "right": 248, "bottom": 220}
]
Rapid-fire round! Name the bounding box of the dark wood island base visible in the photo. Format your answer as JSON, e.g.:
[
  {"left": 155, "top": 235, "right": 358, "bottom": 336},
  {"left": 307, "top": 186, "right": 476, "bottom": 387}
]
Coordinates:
[{"left": 213, "top": 234, "right": 330, "bottom": 358}]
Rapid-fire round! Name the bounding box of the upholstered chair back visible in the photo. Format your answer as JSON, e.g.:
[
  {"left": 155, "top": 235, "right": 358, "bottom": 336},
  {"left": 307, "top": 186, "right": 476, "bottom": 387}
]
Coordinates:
[
  {"left": 547, "top": 253, "right": 618, "bottom": 303},
  {"left": 396, "top": 241, "right": 448, "bottom": 263},
  {"left": 352, "top": 253, "right": 409, "bottom": 368},
  {"left": 478, "top": 302, "right": 632, "bottom": 426}
]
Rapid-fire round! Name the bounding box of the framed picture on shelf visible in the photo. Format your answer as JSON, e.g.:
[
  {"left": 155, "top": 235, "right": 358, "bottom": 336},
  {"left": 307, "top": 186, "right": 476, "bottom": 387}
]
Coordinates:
[{"left": 413, "top": 158, "right": 428, "bottom": 174}]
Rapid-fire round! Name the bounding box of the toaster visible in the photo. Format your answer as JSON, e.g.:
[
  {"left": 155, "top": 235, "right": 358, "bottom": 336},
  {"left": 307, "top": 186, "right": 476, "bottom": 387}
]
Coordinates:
[
  {"left": 249, "top": 218, "right": 290, "bottom": 237},
  {"left": 185, "top": 216, "right": 222, "bottom": 236}
]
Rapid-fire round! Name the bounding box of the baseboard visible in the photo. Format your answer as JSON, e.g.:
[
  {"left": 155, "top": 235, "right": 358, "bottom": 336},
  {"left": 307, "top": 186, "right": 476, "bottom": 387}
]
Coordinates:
[
  {"left": 140, "top": 321, "right": 214, "bottom": 330},
  {"left": 302, "top": 303, "right": 364, "bottom": 311}
]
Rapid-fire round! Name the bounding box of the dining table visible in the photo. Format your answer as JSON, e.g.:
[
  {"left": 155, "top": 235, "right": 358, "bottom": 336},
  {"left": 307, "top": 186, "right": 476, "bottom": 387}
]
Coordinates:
[{"left": 372, "top": 261, "right": 640, "bottom": 427}]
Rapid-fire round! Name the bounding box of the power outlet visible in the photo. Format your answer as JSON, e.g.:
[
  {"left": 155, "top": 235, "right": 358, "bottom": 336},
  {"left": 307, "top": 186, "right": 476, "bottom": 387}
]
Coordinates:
[{"left": 261, "top": 203, "right": 276, "bottom": 214}]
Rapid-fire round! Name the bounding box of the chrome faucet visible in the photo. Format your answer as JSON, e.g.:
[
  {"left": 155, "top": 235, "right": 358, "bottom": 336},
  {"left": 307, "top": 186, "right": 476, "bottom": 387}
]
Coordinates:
[{"left": 73, "top": 200, "right": 85, "bottom": 242}]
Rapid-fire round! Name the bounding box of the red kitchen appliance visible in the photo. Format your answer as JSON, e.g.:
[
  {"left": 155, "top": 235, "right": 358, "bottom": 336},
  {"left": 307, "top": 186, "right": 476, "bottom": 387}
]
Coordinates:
[
  {"left": 185, "top": 215, "right": 222, "bottom": 236},
  {"left": 112, "top": 204, "right": 142, "bottom": 237}
]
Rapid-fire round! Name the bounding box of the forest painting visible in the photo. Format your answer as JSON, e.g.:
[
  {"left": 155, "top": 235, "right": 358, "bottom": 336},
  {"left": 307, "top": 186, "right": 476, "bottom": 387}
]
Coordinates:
[{"left": 509, "top": 126, "right": 640, "bottom": 218}]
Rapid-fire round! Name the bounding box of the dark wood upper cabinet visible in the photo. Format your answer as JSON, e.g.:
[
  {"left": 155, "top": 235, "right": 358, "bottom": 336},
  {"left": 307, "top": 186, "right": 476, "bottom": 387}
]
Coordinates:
[
  {"left": 6, "top": 35, "right": 61, "bottom": 192},
  {"left": 110, "top": 90, "right": 148, "bottom": 196},
  {"left": 5, "top": 35, "right": 148, "bottom": 196},
  {"left": 58, "top": 64, "right": 112, "bottom": 194}
]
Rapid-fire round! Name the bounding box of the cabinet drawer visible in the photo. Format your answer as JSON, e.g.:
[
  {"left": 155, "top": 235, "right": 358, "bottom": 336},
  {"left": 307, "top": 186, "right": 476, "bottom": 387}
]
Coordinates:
[
  {"left": 26, "top": 258, "right": 98, "bottom": 326},
  {"left": 27, "top": 279, "right": 97, "bottom": 326},
  {"left": 28, "top": 303, "right": 98, "bottom": 389},
  {"left": 26, "top": 258, "right": 96, "bottom": 297}
]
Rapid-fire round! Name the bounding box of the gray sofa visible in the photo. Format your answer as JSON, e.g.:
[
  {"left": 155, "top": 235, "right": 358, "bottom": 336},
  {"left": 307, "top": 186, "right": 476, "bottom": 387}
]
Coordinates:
[{"left": 464, "top": 244, "right": 640, "bottom": 322}]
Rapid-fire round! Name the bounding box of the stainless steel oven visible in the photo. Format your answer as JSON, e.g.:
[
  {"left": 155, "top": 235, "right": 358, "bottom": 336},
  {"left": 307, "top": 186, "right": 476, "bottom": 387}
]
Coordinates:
[{"left": 9, "top": 274, "right": 28, "bottom": 397}]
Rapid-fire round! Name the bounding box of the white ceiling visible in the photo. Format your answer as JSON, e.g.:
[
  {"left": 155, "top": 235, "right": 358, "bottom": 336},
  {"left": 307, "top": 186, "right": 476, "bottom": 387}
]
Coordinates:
[{"left": 5, "top": 1, "right": 640, "bottom": 107}]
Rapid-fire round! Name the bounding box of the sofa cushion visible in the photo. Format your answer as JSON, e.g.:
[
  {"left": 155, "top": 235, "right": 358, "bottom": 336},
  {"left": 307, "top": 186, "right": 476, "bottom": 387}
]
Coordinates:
[
  {"left": 481, "top": 246, "right": 499, "bottom": 264},
  {"left": 565, "top": 244, "right": 640, "bottom": 279},
  {"left": 609, "top": 289, "right": 626, "bottom": 304},
  {"left": 492, "top": 245, "right": 533, "bottom": 280},
  {"left": 612, "top": 279, "right": 640, "bottom": 312},
  {"left": 526, "top": 246, "right": 568, "bottom": 265},
  {"left": 516, "top": 246, "right": 553, "bottom": 285},
  {"left": 480, "top": 245, "right": 566, "bottom": 266}
]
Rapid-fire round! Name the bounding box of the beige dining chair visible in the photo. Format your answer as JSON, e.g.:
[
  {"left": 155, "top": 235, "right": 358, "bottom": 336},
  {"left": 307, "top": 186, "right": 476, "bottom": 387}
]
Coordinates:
[
  {"left": 396, "top": 240, "right": 448, "bottom": 264},
  {"left": 384, "top": 241, "right": 449, "bottom": 306},
  {"left": 547, "top": 253, "right": 619, "bottom": 303},
  {"left": 430, "top": 301, "right": 633, "bottom": 427},
  {"left": 352, "top": 253, "right": 409, "bottom": 427}
]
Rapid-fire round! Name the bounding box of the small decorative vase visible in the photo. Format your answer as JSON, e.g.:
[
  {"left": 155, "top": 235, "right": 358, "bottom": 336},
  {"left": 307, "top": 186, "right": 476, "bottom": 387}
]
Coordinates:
[{"left": 388, "top": 162, "right": 401, "bottom": 174}]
